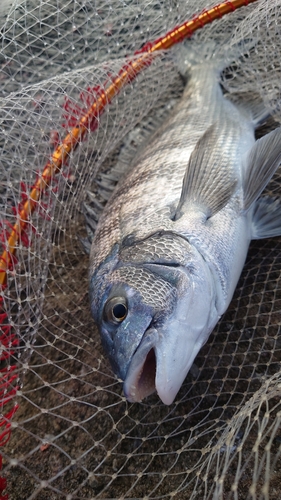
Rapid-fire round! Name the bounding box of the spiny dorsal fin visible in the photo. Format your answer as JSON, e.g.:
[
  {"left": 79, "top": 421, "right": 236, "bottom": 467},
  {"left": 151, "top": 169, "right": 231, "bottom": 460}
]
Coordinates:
[
  {"left": 243, "top": 126, "right": 281, "bottom": 212},
  {"left": 174, "top": 123, "right": 237, "bottom": 221}
]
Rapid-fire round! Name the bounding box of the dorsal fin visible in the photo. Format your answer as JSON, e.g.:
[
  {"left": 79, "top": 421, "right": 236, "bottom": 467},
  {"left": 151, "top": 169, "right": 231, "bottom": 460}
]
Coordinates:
[{"left": 174, "top": 123, "right": 237, "bottom": 221}]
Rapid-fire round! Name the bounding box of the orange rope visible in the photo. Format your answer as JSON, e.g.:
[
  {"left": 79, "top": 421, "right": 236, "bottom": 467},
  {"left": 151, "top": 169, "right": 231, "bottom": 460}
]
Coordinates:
[
  {"left": 148, "top": 0, "right": 257, "bottom": 52},
  {"left": 0, "top": 0, "right": 258, "bottom": 285}
]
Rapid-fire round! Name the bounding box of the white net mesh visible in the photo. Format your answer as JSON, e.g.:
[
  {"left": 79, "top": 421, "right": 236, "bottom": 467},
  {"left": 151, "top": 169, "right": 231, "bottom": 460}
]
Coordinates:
[{"left": 0, "top": 0, "right": 281, "bottom": 498}]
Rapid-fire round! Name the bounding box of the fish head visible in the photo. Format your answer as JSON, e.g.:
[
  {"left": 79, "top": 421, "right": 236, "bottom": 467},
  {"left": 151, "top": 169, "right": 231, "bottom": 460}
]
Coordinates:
[{"left": 90, "top": 243, "right": 219, "bottom": 405}]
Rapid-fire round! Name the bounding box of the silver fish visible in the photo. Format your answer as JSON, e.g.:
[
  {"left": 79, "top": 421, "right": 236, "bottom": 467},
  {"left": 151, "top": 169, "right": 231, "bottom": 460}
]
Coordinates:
[{"left": 88, "top": 50, "right": 281, "bottom": 405}]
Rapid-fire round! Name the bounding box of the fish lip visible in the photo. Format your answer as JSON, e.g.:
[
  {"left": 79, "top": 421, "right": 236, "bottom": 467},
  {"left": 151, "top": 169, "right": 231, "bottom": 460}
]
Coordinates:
[{"left": 123, "top": 327, "right": 159, "bottom": 403}]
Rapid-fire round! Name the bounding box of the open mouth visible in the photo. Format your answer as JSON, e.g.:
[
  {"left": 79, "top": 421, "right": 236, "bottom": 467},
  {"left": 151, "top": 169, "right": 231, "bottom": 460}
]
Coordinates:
[
  {"left": 133, "top": 348, "right": 156, "bottom": 400},
  {"left": 123, "top": 328, "right": 158, "bottom": 402}
]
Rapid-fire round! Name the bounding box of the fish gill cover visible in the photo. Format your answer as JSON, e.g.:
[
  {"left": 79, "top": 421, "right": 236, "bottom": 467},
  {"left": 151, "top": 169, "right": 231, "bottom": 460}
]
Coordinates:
[{"left": 0, "top": 0, "right": 280, "bottom": 499}]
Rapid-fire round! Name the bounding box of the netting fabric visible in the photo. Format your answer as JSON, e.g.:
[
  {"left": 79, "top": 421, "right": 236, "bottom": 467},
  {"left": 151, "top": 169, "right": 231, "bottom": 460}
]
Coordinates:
[{"left": 0, "top": 1, "right": 280, "bottom": 499}]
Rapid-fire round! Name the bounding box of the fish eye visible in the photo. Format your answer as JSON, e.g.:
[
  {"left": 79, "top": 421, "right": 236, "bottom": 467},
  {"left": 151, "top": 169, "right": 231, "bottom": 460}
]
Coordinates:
[{"left": 104, "top": 296, "right": 128, "bottom": 325}]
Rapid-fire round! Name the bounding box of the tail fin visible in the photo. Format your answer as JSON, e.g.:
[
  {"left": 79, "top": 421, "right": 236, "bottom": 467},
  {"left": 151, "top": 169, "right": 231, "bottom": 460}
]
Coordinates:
[
  {"left": 175, "top": 38, "right": 256, "bottom": 79},
  {"left": 175, "top": 39, "right": 269, "bottom": 126}
]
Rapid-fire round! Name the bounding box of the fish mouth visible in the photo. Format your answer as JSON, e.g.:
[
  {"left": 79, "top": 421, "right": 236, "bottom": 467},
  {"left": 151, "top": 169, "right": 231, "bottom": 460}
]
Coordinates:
[
  {"left": 123, "top": 322, "right": 206, "bottom": 406},
  {"left": 123, "top": 328, "right": 159, "bottom": 403}
]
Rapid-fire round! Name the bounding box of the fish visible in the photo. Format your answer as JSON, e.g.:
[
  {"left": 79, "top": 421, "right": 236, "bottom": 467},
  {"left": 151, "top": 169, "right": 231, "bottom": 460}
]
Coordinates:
[{"left": 88, "top": 45, "right": 281, "bottom": 405}]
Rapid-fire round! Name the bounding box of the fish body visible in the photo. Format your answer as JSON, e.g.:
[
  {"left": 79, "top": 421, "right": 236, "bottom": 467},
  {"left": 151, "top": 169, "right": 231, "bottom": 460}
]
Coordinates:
[{"left": 89, "top": 52, "right": 281, "bottom": 405}]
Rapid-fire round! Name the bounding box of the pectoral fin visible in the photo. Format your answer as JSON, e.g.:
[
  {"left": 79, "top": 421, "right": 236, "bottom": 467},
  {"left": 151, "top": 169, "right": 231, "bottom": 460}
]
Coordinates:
[
  {"left": 174, "top": 123, "right": 237, "bottom": 221},
  {"left": 243, "top": 127, "right": 281, "bottom": 211}
]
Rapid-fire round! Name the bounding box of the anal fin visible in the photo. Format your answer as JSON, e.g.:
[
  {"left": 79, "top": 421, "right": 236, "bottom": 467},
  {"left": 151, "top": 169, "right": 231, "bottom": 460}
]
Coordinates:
[
  {"left": 252, "top": 196, "right": 281, "bottom": 240},
  {"left": 226, "top": 91, "right": 270, "bottom": 128}
]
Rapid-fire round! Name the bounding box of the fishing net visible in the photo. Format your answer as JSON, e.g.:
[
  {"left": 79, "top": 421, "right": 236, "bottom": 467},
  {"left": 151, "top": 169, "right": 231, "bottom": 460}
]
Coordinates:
[{"left": 0, "top": 0, "right": 280, "bottom": 498}]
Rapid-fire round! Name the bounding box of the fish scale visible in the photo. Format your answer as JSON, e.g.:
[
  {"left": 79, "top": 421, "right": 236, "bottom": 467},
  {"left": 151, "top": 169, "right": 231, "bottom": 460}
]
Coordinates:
[
  {"left": 89, "top": 48, "right": 281, "bottom": 405},
  {"left": 91, "top": 65, "right": 249, "bottom": 269}
]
